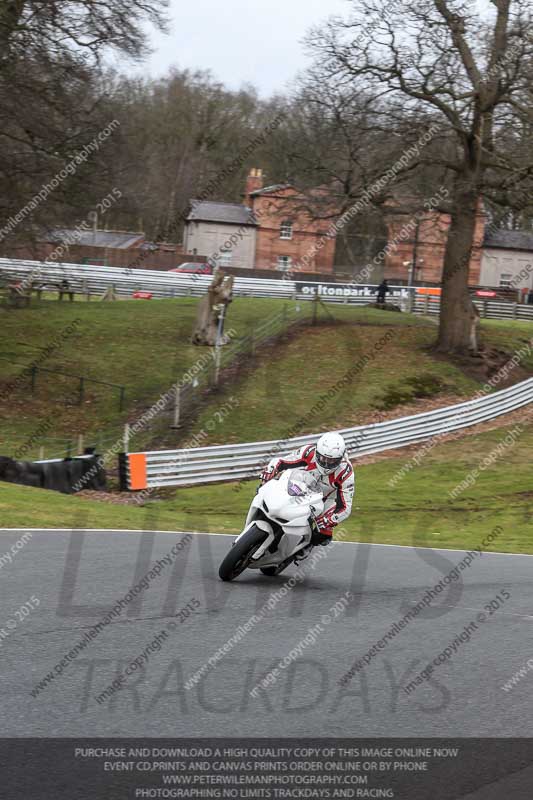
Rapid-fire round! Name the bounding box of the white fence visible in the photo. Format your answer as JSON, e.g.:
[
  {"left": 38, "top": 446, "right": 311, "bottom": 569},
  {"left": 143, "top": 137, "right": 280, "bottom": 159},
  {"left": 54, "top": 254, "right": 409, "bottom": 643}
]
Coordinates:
[
  {"left": 122, "top": 378, "right": 533, "bottom": 490},
  {"left": 2, "top": 257, "right": 532, "bottom": 319},
  {"left": 413, "top": 295, "right": 533, "bottom": 321},
  {"left": 0, "top": 258, "right": 299, "bottom": 300}
]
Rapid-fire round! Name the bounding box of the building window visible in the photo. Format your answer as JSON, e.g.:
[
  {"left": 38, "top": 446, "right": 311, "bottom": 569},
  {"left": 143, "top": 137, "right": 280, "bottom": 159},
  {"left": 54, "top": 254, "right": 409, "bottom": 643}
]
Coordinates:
[
  {"left": 280, "top": 220, "right": 293, "bottom": 240},
  {"left": 277, "top": 256, "right": 292, "bottom": 271},
  {"left": 219, "top": 249, "right": 233, "bottom": 267},
  {"left": 499, "top": 273, "right": 513, "bottom": 287}
]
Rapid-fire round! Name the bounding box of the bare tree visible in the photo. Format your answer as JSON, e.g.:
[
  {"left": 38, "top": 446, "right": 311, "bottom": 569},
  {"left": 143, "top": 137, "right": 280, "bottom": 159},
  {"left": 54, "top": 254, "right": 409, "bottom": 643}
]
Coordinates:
[
  {"left": 0, "top": 1, "right": 168, "bottom": 63},
  {"left": 0, "top": 0, "right": 167, "bottom": 248},
  {"left": 306, "top": 0, "right": 533, "bottom": 352}
]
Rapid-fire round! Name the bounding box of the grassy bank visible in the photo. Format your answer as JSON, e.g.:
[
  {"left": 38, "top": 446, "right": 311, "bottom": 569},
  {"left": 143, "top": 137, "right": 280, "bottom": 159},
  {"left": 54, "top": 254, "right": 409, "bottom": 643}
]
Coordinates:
[{"left": 0, "top": 296, "right": 302, "bottom": 457}]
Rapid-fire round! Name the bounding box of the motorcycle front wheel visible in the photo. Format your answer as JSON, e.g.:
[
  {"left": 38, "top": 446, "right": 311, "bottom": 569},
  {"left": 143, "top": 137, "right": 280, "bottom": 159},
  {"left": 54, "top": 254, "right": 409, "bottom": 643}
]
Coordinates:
[{"left": 218, "top": 525, "right": 268, "bottom": 582}]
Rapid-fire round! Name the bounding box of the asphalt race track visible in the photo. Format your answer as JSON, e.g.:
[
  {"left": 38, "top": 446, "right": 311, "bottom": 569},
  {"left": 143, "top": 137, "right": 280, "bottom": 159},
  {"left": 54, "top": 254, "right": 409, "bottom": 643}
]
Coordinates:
[{"left": 1, "top": 528, "right": 533, "bottom": 737}]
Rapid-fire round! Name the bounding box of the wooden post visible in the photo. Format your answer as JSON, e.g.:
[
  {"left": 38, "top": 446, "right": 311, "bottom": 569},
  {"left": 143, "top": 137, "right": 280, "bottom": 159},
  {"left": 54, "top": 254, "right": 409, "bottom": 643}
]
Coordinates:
[
  {"left": 123, "top": 423, "right": 130, "bottom": 453},
  {"left": 39, "top": 446, "right": 44, "bottom": 460},
  {"left": 171, "top": 386, "right": 181, "bottom": 429},
  {"left": 101, "top": 284, "right": 117, "bottom": 302},
  {"left": 77, "top": 434, "right": 84, "bottom": 455},
  {"left": 214, "top": 346, "right": 221, "bottom": 385}
]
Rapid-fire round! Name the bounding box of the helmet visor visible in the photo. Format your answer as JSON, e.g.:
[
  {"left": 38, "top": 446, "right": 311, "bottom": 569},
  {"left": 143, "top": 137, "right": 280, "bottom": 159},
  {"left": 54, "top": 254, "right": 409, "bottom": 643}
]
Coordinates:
[{"left": 316, "top": 451, "right": 343, "bottom": 472}]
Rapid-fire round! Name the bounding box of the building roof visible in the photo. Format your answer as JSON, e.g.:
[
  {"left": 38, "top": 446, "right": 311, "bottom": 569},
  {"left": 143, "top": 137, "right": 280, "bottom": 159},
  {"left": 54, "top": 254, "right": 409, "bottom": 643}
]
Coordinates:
[
  {"left": 250, "top": 183, "right": 292, "bottom": 196},
  {"left": 484, "top": 228, "right": 533, "bottom": 252},
  {"left": 187, "top": 201, "right": 257, "bottom": 226},
  {"left": 46, "top": 229, "right": 145, "bottom": 249}
]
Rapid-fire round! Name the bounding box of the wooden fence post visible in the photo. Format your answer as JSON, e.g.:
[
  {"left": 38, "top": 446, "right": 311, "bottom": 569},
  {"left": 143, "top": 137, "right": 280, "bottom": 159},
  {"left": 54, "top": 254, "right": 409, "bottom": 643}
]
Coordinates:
[{"left": 171, "top": 385, "right": 181, "bottom": 429}]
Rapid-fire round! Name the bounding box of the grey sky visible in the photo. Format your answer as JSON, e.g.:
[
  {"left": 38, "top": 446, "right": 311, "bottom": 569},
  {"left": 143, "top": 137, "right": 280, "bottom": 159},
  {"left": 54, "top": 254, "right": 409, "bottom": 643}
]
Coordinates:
[{"left": 140, "top": 0, "right": 350, "bottom": 96}]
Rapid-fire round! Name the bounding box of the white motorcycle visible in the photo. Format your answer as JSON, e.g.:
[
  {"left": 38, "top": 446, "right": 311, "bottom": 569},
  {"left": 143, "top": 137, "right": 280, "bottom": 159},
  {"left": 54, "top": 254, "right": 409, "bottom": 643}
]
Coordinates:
[{"left": 218, "top": 469, "right": 325, "bottom": 582}]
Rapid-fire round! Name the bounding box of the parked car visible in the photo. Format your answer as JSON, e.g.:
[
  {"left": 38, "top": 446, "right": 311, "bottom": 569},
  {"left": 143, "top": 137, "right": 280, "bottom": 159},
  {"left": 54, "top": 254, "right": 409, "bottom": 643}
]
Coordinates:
[{"left": 170, "top": 263, "right": 213, "bottom": 275}]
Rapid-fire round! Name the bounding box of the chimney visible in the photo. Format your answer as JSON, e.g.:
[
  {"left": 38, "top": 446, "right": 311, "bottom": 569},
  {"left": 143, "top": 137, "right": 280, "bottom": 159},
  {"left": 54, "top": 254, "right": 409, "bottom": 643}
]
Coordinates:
[{"left": 244, "top": 168, "right": 263, "bottom": 207}]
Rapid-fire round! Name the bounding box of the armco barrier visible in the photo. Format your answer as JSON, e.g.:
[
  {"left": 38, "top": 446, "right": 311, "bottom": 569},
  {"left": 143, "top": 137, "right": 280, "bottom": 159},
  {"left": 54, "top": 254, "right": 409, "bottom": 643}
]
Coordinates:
[
  {"left": 0, "top": 257, "right": 409, "bottom": 304},
  {"left": 1, "top": 257, "right": 532, "bottom": 319},
  {"left": 121, "top": 378, "right": 533, "bottom": 489}
]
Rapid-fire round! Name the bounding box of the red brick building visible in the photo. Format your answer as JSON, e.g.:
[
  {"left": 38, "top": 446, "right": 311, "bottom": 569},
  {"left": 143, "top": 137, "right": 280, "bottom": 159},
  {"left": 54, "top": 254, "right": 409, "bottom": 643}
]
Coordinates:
[
  {"left": 244, "top": 169, "right": 337, "bottom": 273},
  {"left": 384, "top": 202, "right": 486, "bottom": 285}
]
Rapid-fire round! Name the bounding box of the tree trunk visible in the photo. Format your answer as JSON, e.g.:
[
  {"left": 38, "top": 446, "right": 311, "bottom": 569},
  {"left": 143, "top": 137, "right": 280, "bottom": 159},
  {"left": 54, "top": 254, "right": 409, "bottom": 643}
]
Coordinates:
[
  {"left": 191, "top": 271, "right": 234, "bottom": 346},
  {"left": 436, "top": 186, "right": 478, "bottom": 354}
]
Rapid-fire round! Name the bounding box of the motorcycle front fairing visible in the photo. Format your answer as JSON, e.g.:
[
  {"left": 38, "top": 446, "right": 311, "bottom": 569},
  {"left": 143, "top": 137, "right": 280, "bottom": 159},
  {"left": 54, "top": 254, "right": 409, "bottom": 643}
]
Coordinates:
[{"left": 236, "top": 470, "right": 324, "bottom": 568}]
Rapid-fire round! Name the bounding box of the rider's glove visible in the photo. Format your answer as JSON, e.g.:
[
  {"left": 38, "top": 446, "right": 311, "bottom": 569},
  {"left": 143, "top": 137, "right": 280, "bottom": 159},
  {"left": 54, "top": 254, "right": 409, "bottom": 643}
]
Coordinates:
[
  {"left": 315, "top": 510, "right": 338, "bottom": 531},
  {"left": 261, "top": 467, "right": 275, "bottom": 484}
]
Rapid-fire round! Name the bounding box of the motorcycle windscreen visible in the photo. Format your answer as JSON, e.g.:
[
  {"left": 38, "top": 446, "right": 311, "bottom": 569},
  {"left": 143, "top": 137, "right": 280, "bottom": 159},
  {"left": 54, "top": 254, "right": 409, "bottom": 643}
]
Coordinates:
[{"left": 287, "top": 468, "right": 320, "bottom": 496}]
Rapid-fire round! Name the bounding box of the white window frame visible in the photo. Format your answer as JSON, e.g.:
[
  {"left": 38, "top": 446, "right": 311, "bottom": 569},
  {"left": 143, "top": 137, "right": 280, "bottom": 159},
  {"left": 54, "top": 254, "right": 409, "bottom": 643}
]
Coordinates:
[
  {"left": 277, "top": 256, "right": 292, "bottom": 271},
  {"left": 219, "top": 249, "right": 233, "bottom": 267},
  {"left": 280, "top": 220, "right": 293, "bottom": 240},
  {"left": 499, "top": 273, "right": 513, "bottom": 287}
]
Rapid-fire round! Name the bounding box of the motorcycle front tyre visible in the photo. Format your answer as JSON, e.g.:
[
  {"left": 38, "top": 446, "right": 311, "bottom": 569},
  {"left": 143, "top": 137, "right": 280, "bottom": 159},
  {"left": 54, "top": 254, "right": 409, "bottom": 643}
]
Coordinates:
[{"left": 218, "top": 525, "right": 268, "bottom": 582}]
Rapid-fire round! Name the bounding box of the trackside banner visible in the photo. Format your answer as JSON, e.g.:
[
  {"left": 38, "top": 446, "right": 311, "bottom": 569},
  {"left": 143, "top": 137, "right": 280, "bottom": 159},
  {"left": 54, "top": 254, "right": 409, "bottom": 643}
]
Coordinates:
[
  {"left": 2, "top": 738, "right": 533, "bottom": 798},
  {"left": 296, "top": 282, "right": 411, "bottom": 299}
]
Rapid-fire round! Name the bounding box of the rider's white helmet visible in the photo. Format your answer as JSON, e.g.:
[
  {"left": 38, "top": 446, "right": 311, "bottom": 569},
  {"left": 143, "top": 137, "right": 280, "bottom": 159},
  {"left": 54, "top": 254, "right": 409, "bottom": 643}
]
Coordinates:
[{"left": 315, "top": 432, "right": 346, "bottom": 475}]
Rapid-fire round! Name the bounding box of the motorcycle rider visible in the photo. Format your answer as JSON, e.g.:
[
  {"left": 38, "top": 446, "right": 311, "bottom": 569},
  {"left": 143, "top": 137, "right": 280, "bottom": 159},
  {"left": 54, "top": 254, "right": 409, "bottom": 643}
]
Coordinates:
[{"left": 261, "top": 432, "right": 354, "bottom": 546}]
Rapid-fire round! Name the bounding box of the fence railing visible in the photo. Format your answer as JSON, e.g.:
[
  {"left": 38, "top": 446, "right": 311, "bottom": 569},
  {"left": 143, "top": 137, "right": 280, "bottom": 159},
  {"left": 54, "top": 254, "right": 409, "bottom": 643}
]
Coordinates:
[
  {"left": 413, "top": 295, "right": 533, "bottom": 320},
  {"left": 120, "top": 378, "right": 533, "bottom": 490},
  {"left": 0, "top": 258, "right": 297, "bottom": 300},
  {"left": 1, "top": 257, "right": 532, "bottom": 320}
]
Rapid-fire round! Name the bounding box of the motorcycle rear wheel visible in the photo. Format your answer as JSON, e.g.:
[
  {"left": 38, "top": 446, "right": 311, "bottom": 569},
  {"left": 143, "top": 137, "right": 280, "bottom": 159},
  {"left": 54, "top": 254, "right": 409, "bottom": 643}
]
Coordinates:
[{"left": 218, "top": 525, "right": 268, "bottom": 582}]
